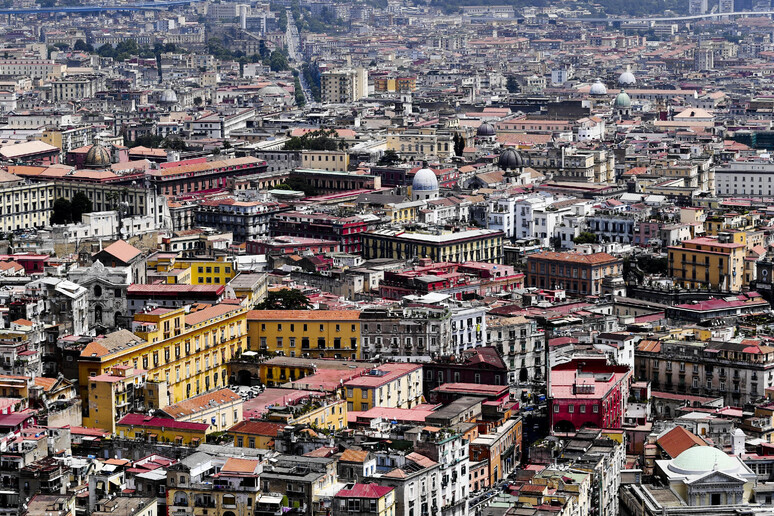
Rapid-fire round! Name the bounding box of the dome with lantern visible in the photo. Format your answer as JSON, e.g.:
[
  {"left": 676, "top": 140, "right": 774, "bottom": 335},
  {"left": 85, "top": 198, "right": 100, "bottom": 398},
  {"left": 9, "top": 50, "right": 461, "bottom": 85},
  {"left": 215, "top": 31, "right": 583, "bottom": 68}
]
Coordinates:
[
  {"left": 498, "top": 148, "right": 524, "bottom": 171},
  {"left": 589, "top": 79, "right": 608, "bottom": 96},
  {"left": 412, "top": 166, "right": 439, "bottom": 201},
  {"left": 85, "top": 143, "right": 111, "bottom": 168},
  {"left": 614, "top": 89, "right": 631, "bottom": 109},
  {"left": 477, "top": 122, "right": 496, "bottom": 137},
  {"left": 618, "top": 70, "right": 636, "bottom": 86}
]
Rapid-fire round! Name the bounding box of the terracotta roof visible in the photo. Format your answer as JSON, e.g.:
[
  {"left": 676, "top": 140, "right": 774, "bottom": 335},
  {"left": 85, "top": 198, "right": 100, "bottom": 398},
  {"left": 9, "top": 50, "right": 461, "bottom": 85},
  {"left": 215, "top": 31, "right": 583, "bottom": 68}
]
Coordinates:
[
  {"left": 185, "top": 304, "right": 242, "bottom": 326},
  {"left": 33, "top": 377, "right": 57, "bottom": 391},
  {"left": 340, "top": 449, "right": 369, "bottom": 463},
  {"left": 529, "top": 251, "right": 619, "bottom": 265},
  {"left": 227, "top": 420, "right": 285, "bottom": 437},
  {"left": 117, "top": 414, "right": 209, "bottom": 431},
  {"left": 657, "top": 425, "right": 706, "bottom": 458},
  {"left": 221, "top": 457, "right": 260, "bottom": 474},
  {"left": 159, "top": 388, "right": 240, "bottom": 419},
  {"left": 97, "top": 240, "right": 142, "bottom": 263}
]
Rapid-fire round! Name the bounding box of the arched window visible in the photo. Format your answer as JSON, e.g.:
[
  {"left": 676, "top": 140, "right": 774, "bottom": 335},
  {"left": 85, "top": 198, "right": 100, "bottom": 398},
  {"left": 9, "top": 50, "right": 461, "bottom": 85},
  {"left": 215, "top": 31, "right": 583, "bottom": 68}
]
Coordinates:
[{"left": 94, "top": 305, "right": 103, "bottom": 324}]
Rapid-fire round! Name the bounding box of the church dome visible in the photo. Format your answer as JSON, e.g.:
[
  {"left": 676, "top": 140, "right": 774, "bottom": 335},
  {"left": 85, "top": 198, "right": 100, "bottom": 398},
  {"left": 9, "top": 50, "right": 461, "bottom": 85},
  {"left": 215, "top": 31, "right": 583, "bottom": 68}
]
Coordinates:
[
  {"left": 85, "top": 144, "right": 111, "bottom": 168},
  {"left": 259, "top": 85, "right": 287, "bottom": 96},
  {"left": 614, "top": 89, "right": 631, "bottom": 109},
  {"left": 618, "top": 70, "right": 636, "bottom": 86},
  {"left": 412, "top": 167, "right": 439, "bottom": 192},
  {"left": 498, "top": 148, "right": 524, "bottom": 170},
  {"left": 589, "top": 79, "right": 608, "bottom": 96},
  {"left": 669, "top": 447, "right": 738, "bottom": 475},
  {"left": 160, "top": 88, "right": 178, "bottom": 103},
  {"left": 477, "top": 122, "right": 496, "bottom": 137}
]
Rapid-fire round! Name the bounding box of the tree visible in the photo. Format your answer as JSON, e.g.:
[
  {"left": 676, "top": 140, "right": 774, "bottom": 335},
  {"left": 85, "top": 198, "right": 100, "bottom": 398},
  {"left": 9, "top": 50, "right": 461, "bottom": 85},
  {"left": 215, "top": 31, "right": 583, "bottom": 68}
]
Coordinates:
[
  {"left": 74, "top": 39, "right": 93, "bottom": 52},
  {"left": 454, "top": 133, "right": 465, "bottom": 156},
  {"left": 573, "top": 231, "right": 599, "bottom": 245},
  {"left": 268, "top": 50, "right": 289, "bottom": 72},
  {"left": 255, "top": 289, "right": 311, "bottom": 310},
  {"left": 71, "top": 192, "right": 93, "bottom": 223},
  {"left": 378, "top": 149, "right": 400, "bottom": 166},
  {"left": 284, "top": 129, "right": 341, "bottom": 151},
  {"left": 276, "top": 176, "right": 317, "bottom": 196},
  {"left": 506, "top": 76, "right": 520, "bottom": 94},
  {"left": 51, "top": 198, "right": 72, "bottom": 224},
  {"left": 193, "top": 96, "right": 203, "bottom": 107}
]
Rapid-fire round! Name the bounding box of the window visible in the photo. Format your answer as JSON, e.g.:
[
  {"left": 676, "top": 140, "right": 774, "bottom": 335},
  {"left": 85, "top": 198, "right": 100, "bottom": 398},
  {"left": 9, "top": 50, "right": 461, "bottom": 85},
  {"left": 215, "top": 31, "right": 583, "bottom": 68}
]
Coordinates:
[{"left": 553, "top": 405, "right": 559, "bottom": 413}]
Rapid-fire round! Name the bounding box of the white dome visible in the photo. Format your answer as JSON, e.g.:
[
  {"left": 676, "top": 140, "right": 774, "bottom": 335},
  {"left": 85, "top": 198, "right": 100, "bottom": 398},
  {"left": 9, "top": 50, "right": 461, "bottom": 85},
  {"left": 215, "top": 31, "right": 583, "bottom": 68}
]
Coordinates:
[
  {"left": 589, "top": 80, "right": 608, "bottom": 96},
  {"left": 618, "top": 71, "right": 636, "bottom": 86},
  {"left": 412, "top": 168, "right": 438, "bottom": 192},
  {"left": 160, "top": 88, "right": 178, "bottom": 103}
]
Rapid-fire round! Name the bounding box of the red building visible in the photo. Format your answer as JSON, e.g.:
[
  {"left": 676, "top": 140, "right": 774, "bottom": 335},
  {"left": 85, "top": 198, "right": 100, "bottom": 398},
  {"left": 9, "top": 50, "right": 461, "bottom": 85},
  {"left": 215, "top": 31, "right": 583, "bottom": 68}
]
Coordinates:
[
  {"left": 245, "top": 236, "right": 340, "bottom": 257},
  {"left": 269, "top": 211, "right": 374, "bottom": 254},
  {"left": 549, "top": 357, "right": 631, "bottom": 433},
  {"left": 379, "top": 259, "right": 524, "bottom": 300}
]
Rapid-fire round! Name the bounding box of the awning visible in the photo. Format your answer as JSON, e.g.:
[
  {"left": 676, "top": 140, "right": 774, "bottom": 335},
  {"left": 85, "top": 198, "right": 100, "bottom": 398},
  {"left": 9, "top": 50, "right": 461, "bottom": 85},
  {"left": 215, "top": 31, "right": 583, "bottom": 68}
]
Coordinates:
[
  {"left": 175, "top": 435, "right": 183, "bottom": 441},
  {"left": 148, "top": 433, "right": 157, "bottom": 438}
]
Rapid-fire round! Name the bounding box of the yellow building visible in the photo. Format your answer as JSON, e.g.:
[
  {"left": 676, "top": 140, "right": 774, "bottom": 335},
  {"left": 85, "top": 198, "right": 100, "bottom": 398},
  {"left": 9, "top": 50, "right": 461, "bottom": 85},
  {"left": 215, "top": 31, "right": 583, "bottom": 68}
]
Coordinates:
[
  {"left": 386, "top": 127, "right": 454, "bottom": 159},
  {"left": 265, "top": 398, "right": 348, "bottom": 431},
  {"left": 384, "top": 200, "right": 423, "bottom": 224},
  {"left": 115, "top": 412, "right": 208, "bottom": 445},
  {"left": 301, "top": 150, "right": 350, "bottom": 172},
  {"left": 246, "top": 310, "right": 361, "bottom": 360},
  {"left": 227, "top": 420, "right": 287, "bottom": 449},
  {"left": 0, "top": 175, "right": 55, "bottom": 232},
  {"left": 79, "top": 304, "right": 247, "bottom": 413},
  {"left": 374, "top": 76, "right": 417, "bottom": 92},
  {"left": 167, "top": 457, "right": 262, "bottom": 516},
  {"left": 343, "top": 363, "right": 424, "bottom": 411},
  {"left": 83, "top": 364, "right": 148, "bottom": 433},
  {"left": 667, "top": 235, "right": 746, "bottom": 292},
  {"left": 147, "top": 253, "right": 237, "bottom": 285}
]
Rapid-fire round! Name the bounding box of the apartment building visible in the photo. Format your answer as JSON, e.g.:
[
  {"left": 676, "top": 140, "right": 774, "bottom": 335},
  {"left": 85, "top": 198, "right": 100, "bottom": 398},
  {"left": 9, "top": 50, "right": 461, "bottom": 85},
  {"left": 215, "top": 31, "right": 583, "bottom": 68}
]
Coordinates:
[
  {"left": 246, "top": 310, "right": 361, "bottom": 360},
  {"left": 667, "top": 234, "right": 746, "bottom": 292},
  {"left": 486, "top": 316, "right": 545, "bottom": 385},
  {"left": 78, "top": 304, "right": 247, "bottom": 409},
  {"left": 343, "top": 363, "right": 424, "bottom": 411},
  {"left": 362, "top": 228, "right": 504, "bottom": 264},
  {"left": 526, "top": 251, "right": 623, "bottom": 296},
  {"left": 321, "top": 68, "right": 368, "bottom": 103}
]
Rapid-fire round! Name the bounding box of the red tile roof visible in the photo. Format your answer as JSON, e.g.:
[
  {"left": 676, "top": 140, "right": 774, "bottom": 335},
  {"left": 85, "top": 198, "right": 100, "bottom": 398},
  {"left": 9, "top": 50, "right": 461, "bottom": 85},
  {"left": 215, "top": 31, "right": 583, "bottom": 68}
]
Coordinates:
[
  {"left": 117, "top": 414, "right": 209, "bottom": 431},
  {"left": 335, "top": 483, "right": 393, "bottom": 499},
  {"left": 657, "top": 425, "right": 706, "bottom": 458}
]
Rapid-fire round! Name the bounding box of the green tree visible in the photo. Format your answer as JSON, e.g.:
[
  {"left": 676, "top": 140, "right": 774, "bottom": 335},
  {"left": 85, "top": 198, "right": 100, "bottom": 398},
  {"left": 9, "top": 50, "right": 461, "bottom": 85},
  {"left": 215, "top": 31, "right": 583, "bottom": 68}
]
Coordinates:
[
  {"left": 506, "top": 76, "right": 520, "bottom": 94},
  {"left": 454, "top": 133, "right": 465, "bottom": 156},
  {"left": 378, "top": 149, "right": 400, "bottom": 166},
  {"left": 74, "top": 39, "right": 93, "bottom": 52},
  {"left": 71, "top": 192, "right": 93, "bottom": 223},
  {"left": 51, "top": 198, "right": 72, "bottom": 224},
  {"left": 268, "top": 50, "right": 289, "bottom": 72},
  {"left": 573, "top": 231, "right": 599, "bottom": 245},
  {"left": 193, "top": 96, "right": 203, "bottom": 106},
  {"left": 276, "top": 176, "right": 317, "bottom": 196},
  {"left": 255, "top": 289, "right": 311, "bottom": 310},
  {"left": 284, "top": 129, "right": 341, "bottom": 151}
]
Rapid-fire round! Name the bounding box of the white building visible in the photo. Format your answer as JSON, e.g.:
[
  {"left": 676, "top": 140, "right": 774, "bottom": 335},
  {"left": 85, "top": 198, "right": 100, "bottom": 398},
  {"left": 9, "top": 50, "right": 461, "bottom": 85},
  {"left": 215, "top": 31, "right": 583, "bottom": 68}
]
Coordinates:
[
  {"left": 715, "top": 161, "right": 774, "bottom": 197},
  {"left": 450, "top": 305, "right": 487, "bottom": 354}
]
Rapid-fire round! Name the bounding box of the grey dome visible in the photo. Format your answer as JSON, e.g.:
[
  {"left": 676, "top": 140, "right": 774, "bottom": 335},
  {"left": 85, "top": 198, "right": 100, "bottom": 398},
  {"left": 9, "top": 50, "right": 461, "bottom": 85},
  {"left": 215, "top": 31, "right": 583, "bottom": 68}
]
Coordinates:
[
  {"left": 618, "top": 71, "right": 636, "bottom": 86},
  {"left": 498, "top": 148, "right": 524, "bottom": 170},
  {"left": 412, "top": 167, "right": 439, "bottom": 192},
  {"left": 614, "top": 89, "right": 631, "bottom": 108},
  {"left": 160, "top": 88, "right": 178, "bottom": 103},
  {"left": 259, "top": 85, "right": 287, "bottom": 96},
  {"left": 589, "top": 79, "right": 608, "bottom": 96},
  {"left": 477, "top": 122, "right": 496, "bottom": 137},
  {"left": 85, "top": 144, "right": 111, "bottom": 168}
]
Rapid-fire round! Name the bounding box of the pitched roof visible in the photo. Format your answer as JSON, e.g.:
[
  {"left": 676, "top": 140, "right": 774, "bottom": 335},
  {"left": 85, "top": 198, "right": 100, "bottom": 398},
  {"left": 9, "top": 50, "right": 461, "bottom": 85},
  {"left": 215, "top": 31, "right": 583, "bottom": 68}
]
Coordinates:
[
  {"left": 340, "top": 449, "right": 369, "bottom": 463},
  {"left": 158, "top": 388, "right": 240, "bottom": 419},
  {"left": 117, "top": 414, "right": 209, "bottom": 431},
  {"left": 227, "top": 420, "right": 285, "bottom": 437},
  {"left": 97, "top": 240, "right": 142, "bottom": 264},
  {"left": 657, "top": 425, "right": 706, "bottom": 458},
  {"left": 335, "top": 483, "right": 394, "bottom": 499},
  {"left": 221, "top": 457, "right": 260, "bottom": 475}
]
